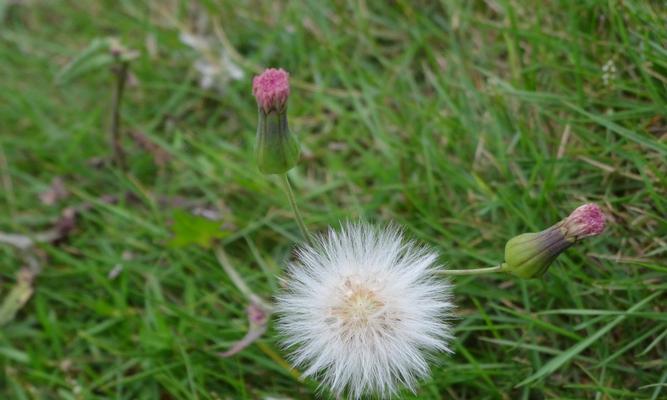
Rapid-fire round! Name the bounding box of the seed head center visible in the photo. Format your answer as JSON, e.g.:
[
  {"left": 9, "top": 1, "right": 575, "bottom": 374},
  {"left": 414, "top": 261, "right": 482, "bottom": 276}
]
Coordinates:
[{"left": 331, "top": 277, "right": 384, "bottom": 327}]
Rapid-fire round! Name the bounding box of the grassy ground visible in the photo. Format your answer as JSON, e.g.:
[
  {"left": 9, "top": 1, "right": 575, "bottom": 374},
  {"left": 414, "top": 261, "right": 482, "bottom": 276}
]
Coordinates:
[{"left": 1, "top": 1, "right": 666, "bottom": 399}]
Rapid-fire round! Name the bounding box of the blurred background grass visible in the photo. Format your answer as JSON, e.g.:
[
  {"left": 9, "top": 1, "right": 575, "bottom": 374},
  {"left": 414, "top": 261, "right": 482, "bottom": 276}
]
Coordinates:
[{"left": 1, "top": 0, "right": 666, "bottom": 399}]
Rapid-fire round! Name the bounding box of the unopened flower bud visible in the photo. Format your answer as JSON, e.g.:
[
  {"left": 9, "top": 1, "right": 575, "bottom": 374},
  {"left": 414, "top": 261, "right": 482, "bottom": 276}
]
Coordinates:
[
  {"left": 501, "top": 203, "right": 606, "bottom": 278},
  {"left": 252, "top": 68, "right": 300, "bottom": 174}
]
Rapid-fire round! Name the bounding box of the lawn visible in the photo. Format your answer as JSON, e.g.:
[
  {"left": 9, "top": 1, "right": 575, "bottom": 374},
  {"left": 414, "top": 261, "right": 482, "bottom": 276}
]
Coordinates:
[{"left": 1, "top": 1, "right": 666, "bottom": 399}]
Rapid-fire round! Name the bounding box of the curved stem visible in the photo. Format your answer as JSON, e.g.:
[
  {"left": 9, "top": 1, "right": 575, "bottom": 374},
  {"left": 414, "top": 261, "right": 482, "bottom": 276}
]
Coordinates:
[
  {"left": 440, "top": 264, "right": 504, "bottom": 276},
  {"left": 215, "top": 247, "right": 259, "bottom": 303},
  {"left": 279, "top": 174, "right": 312, "bottom": 245}
]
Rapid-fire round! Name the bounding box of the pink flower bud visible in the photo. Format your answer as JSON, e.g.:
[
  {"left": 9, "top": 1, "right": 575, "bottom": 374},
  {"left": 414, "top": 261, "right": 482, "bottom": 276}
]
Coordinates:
[
  {"left": 501, "top": 203, "right": 607, "bottom": 278},
  {"left": 252, "top": 68, "right": 290, "bottom": 113},
  {"left": 252, "top": 68, "right": 299, "bottom": 174},
  {"left": 561, "top": 203, "right": 606, "bottom": 241}
]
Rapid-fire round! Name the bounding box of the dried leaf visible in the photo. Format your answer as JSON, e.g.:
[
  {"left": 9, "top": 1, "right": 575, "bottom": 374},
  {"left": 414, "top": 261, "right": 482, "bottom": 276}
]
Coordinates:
[
  {"left": 52, "top": 207, "right": 77, "bottom": 244},
  {"left": 219, "top": 302, "right": 271, "bottom": 357},
  {"left": 179, "top": 31, "right": 244, "bottom": 93},
  {"left": 108, "top": 264, "right": 123, "bottom": 280},
  {"left": 39, "top": 177, "right": 68, "bottom": 205},
  {"left": 0, "top": 208, "right": 76, "bottom": 250},
  {"left": 0, "top": 232, "right": 34, "bottom": 250},
  {"left": 129, "top": 131, "right": 171, "bottom": 167},
  {"left": 0, "top": 268, "right": 36, "bottom": 326}
]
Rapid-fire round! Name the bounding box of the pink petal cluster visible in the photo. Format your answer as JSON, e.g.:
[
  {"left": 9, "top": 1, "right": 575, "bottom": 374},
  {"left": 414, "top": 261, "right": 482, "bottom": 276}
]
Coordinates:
[
  {"left": 564, "top": 203, "right": 606, "bottom": 239},
  {"left": 252, "top": 68, "right": 290, "bottom": 112}
]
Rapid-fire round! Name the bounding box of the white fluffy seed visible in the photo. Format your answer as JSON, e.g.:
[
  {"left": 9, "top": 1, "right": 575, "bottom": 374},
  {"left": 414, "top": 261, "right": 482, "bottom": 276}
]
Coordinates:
[{"left": 276, "top": 223, "right": 454, "bottom": 399}]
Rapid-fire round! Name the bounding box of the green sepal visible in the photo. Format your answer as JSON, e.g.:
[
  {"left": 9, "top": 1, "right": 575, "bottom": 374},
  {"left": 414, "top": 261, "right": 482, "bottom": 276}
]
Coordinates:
[
  {"left": 501, "top": 227, "right": 572, "bottom": 279},
  {"left": 255, "top": 109, "right": 300, "bottom": 174}
]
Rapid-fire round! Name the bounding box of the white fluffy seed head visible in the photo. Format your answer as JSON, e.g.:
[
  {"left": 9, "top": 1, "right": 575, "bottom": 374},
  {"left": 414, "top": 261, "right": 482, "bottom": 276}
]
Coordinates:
[{"left": 276, "top": 223, "right": 454, "bottom": 399}]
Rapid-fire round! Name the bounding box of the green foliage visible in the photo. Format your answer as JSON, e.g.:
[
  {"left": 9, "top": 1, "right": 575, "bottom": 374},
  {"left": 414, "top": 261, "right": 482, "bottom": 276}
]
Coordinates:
[
  {"left": 1, "top": 0, "right": 666, "bottom": 399},
  {"left": 54, "top": 38, "right": 115, "bottom": 85},
  {"left": 168, "top": 210, "right": 227, "bottom": 249}
]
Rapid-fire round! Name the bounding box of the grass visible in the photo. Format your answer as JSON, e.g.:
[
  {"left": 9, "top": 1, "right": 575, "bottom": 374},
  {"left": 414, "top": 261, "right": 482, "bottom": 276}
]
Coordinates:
[{"left": 1, "top": 0, "right": 666, "bottom": 398}]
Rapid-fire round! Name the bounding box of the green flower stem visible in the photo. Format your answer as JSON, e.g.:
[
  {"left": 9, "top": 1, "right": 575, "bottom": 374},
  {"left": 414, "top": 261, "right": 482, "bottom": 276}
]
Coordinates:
[
  {"left": 279, "top": 173, "right": 312, "bottom": 245},
  {"left": 439, "top": 264, "right": 504, "bottom": 276}
]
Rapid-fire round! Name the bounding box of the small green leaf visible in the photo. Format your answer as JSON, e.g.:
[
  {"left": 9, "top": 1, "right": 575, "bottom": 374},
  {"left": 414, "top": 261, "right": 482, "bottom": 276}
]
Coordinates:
[{"left": 168, "top": 209, "right": 227, "bottom": 249}]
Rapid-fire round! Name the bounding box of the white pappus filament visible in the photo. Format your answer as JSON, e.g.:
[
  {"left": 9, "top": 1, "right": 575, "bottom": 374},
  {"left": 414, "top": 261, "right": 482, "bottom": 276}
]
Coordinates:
[{"left": 276, "top": 223, "right": 454, "bottom": 399}]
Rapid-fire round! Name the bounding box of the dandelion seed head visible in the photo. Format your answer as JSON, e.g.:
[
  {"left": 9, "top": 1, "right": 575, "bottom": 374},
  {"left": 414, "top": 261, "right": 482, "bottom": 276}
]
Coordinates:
[{"left": 276, "top": 223, "right": 453, "bottom": 399}]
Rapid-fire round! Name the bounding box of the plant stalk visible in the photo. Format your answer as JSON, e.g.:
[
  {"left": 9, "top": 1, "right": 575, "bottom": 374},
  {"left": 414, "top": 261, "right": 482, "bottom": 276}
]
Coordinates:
[
  {"left": 440, "top": 264, "right": 504, "bottom": 276},
  {"left": 110, "top": 60, "right": 129, "bottom": 170},
  {"left": 279, "top": 173, "right": 312, "bottom": 244}
]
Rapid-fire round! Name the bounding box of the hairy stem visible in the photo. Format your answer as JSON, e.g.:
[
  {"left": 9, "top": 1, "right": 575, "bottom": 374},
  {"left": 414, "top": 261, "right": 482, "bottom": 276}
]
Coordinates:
[
  {"left": 279, "top": 173, "right": 312, "bottom": 245},
  {"left": 439, "top": 264, "right": 504, "bottom": 276}
]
